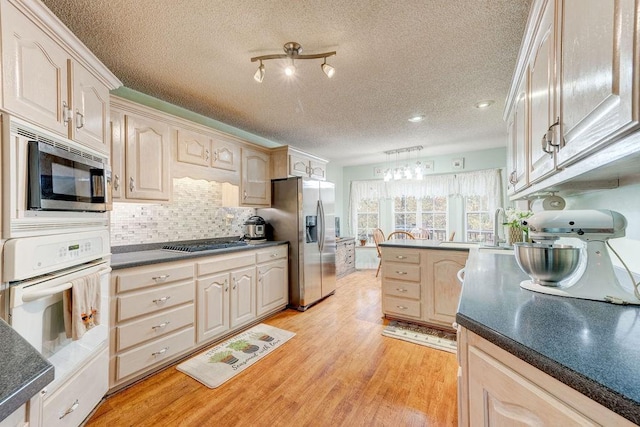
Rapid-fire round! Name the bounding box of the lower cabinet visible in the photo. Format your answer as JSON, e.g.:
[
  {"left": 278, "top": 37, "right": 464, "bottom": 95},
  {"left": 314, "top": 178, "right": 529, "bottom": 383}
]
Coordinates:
[
  {"left": 457, "top": 327, "right": 635, "bottom": 426},
  {"left": 381, "top": 247, "right": 468, "bottom": 331},
  {"left": 336, "top": 238, "right": 356, "bottom": 278},
  {"left": 256, "top": 246, "right": 288, "bottom": 316}
]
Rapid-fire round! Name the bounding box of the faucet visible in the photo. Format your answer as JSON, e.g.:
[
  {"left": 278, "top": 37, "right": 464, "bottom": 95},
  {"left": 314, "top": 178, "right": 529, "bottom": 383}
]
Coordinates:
[{"left": 493, "top": 207, "right": 505, "bottom": 247}]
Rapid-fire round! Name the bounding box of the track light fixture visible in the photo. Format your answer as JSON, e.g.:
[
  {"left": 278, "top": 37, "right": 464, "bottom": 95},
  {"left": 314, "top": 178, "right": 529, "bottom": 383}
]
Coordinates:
[{"left": 251, "top": 42, "right": 336, "bottom": 82}]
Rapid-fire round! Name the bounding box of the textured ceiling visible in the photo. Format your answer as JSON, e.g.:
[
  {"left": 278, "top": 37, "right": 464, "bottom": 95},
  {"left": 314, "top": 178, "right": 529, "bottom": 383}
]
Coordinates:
[{"left": 42, "top": 0, "right": 532, "bottom": 166}]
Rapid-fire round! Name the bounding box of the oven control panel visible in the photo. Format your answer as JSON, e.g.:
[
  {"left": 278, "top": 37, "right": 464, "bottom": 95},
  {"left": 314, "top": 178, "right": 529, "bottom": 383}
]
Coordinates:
[{"left": 3, "top": 230, "right": 110, "bottom": 282}]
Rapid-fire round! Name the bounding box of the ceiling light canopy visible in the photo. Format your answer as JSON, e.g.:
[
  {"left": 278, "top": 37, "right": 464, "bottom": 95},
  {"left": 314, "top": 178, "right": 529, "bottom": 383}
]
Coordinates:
[
  {"left": 408, "top": 114, "right": 425, "bottom": 123},
  {"left": 474, "top": 100, "right": 495, "bottom": 109},
  {"left": 251, "top": 42, "right": 336, "bottom": 82}
]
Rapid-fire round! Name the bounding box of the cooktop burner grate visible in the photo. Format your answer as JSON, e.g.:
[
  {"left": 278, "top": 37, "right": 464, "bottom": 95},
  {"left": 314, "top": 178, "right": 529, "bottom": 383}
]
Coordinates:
[{"left": 162, "top": 241, "right": 248, "bottom": 252}]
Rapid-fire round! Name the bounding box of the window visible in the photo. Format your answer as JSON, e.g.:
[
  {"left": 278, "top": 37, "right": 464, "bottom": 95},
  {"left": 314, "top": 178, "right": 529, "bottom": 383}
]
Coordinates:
[
  {"left": 393, "top": 195, "right": 447, "bottom": 239},
  {"left": 465, "top": 195, "right": 493, "bottom": 243},
  {"left": 356, "top": 198, "right": 379, "bottom": 244}
]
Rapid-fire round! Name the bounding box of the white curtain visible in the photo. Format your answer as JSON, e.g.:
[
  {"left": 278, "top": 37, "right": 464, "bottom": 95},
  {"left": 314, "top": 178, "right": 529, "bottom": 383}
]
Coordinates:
[{"left": 348, "top": 168, "right": 503, "bottom": 234}]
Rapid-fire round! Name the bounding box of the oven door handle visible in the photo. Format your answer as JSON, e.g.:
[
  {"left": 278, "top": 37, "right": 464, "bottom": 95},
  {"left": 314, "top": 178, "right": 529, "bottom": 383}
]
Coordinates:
[{"left": 21, "top": 267, "right": 112, "bottom": 303}]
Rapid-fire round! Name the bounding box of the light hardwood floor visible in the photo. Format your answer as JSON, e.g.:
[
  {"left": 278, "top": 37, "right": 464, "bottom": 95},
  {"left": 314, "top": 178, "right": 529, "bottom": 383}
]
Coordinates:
[{"left": 86, "top": 270, "right": 458, "bottom": 426}]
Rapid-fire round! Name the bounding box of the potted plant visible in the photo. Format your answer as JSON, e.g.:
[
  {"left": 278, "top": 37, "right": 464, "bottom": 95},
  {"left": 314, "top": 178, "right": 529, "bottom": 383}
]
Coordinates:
[
  {"left": 504, "top": 208, "right": 533, "bottom": 245},
  {"left": 228, "top": 339, "right": 259, "bottom": 354},
  {"left": 358, "top": 234, "right": 368, "bottom": 246}
]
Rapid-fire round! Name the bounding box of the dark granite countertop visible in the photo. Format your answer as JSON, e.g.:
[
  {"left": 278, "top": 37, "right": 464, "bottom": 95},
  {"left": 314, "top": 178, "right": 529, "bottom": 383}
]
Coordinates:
[
  {"left": 111, "top": 239, "right": 288, "bottom": 270},
  {"left": 379, "top": 239, "right": 474, "bottom": 251},
  {"left": 457, "top": 248, "right": 640, "bottom": 424},
  {"left": 0, "top": 319, "right": 54, "bottom": 422}
]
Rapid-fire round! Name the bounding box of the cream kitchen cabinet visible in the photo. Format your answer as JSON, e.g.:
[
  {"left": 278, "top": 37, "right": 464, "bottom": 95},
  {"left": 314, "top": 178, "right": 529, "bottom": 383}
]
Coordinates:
[
  {"left": 506, "top": 76, "right": 528, "bottom": 195},
  {"left": 241, "top": 147, "right": 271, "bottom": 206},
  {"left": 111, "top": 98, "right": 171, "bottom": 202},
  {"left": 110, "top": 261, "right": 195, "bottom": 390},
  {"left": 457, "top": 327, "right": 635, "bottom": 426},
  {"left": 256, "top": 245, "right": 288, "bottom": 316},
  {"left": 505, "top": 0, "right": 640, "bottom": 199},
  {"left": 0, "top": 0, "right": 119, "bottom": 154},
  {"left": 381, "top": 246, "right": 467, "bottom": 331},
  {"left": 336, "top": 237, "right": 356, "bottom": 279},
  {"left": 271, "top": 146, "right": 328, "bottom": 181},
  {"left": 195, "top": 252, "right": 257, "bottom": 343},
  {"left": 174, "top": 127, "right": 241, "bottom": 179}
]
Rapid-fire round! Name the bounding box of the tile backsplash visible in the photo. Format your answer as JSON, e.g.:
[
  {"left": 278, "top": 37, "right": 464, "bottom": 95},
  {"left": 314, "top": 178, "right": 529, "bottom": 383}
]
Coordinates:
[{"left": 110, "top": 177, "right": 255, "bottom": 246}]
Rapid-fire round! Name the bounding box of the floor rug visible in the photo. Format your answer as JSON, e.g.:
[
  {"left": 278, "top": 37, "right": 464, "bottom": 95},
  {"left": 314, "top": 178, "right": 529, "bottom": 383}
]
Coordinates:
[
  {"left": 382, "top": 320, "right": 457, "bottom": 353},
  {"left": 176, "top": 323, "right": 295, "bottom": 388}
]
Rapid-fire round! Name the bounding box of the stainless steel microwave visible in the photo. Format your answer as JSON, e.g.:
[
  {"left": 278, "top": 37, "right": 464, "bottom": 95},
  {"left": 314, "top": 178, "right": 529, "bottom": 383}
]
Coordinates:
[{"left": 28, "top": 140, "right": 110, "bottom": 212}]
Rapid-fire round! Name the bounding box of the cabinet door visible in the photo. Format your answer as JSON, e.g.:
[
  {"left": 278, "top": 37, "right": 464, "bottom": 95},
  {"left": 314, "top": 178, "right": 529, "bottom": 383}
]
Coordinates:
[
  {"left": 70, "top": 61, "right": 110, "bottom": 153},
  {"left": 1, "top": 1, "right": 69, "bottom": 136},
  {"left": 230, "top": 266, "right": 256, "bottom": 328},
  {"left": 468, "top": 346, "right": 595, "bottom": 426},
  {"left": 424, "top": 250, "right": 466, "bottom": 329},
  {"left": 176, "top": 128, "right": 211, "bottom": 167},
  {"left": 211, "top": 138, "right": 240, "bottom": 172},
  {"left": 125, "top": 114, "right": 171, "bottom": 200},
  {"left": 308, "top": 159, "right": 327, "bottom": 180},
  {"left": 241, "top": 148, "right": 271, "bottom": 206},
  {"left": 507, "top": 77, "right": 528, "bottom": 195},
  {"left": 257, "top": 259, "right": 287, "bottom": 316},
  {"left": 528, "top": 0, "right": 557, "bottom": 184},
  {"left": 288, "top": 153, "right": 310, "bottom": 177},
  {"left": 110, "top": 110, "right": 124, "bottom": 199},
  {"left": 196, "top": 273, "right": 230, "bottom": 343},
  {"left": 556, "top": 0, "right": 639, "bottom": 166}
]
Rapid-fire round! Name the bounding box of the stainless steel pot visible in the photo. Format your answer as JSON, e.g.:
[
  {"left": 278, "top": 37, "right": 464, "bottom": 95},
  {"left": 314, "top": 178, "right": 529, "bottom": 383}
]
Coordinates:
[{"left": 244, "top": 216, "right": 266, "bottom": 240}]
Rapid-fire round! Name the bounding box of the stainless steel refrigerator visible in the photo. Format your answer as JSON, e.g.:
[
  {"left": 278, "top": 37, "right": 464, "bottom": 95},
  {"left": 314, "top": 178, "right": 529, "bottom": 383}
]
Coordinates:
[{"left": 258, "top": 176, "right": 336, "bottom": 311}]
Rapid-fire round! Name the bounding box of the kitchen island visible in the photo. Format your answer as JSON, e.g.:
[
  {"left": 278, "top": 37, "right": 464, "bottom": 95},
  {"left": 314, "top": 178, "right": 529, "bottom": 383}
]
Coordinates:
[
  {"left": 457, "top": 248, "right": 640, "bottom": 425},
  {"left": 0, "top": 319, "right": 53, "bottom": 423}
]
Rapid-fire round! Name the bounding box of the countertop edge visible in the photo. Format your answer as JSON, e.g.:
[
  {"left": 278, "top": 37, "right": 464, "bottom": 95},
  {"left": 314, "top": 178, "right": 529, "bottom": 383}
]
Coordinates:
[
  {"left": 456, "top": 313, "right": 640, "bottom": 424},
  {"left": 111, "top": 241, "right": 288, "bottom": 270},
  {"left": 0, "top": 365, "right": 54, "bottom": 422}
]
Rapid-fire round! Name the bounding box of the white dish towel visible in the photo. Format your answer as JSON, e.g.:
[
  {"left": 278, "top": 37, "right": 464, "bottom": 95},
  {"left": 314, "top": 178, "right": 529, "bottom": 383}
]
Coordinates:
[{"left": 63, "top": 272, "right": 101, "bottom": 340}]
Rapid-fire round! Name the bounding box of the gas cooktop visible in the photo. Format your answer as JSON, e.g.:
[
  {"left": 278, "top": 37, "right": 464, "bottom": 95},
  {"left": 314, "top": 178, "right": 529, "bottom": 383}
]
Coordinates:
[{"left": 162, "top": 241, "right": 248, "bottom": 252}]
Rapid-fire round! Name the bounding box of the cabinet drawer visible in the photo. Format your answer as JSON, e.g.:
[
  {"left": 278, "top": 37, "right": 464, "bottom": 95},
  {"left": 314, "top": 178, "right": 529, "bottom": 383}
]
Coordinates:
[
  {"left": 116, "top": 304, "right": 194, "bottom": 351},
  {"left": 383, "top": 296, "right": 421, "bottom": 319},
  {"left": 116, "top": 263, "right": 193, "bottom": 292},
  {"left": 197, "top": 252, "right": 255, "bottom": 276},
  {"left": 42, "top": 347, "right": 108, "bottom": 427},
  {"left": 382, "top": 248, "right": 420, "bottom": 264},
  {"left": 116, "top": 327, "right": 194, "bottom": 381},
  {"left": 383, "top": 263, "right": 420, "bottom": 282},
  {"left": 117, "top": 281, "right": 194, "bottom": 322},
  {"left": 256, "top": 245, "right": 288, "bottom": 263},
  {"left": 383, "top": 280, "right": 420, "bottom": 299}
]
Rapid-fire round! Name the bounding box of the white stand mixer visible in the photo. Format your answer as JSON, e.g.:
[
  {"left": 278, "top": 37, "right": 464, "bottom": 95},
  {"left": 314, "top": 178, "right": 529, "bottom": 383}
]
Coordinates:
[{"left": 519, "top": 209, "right": 640, "bottom": 305}]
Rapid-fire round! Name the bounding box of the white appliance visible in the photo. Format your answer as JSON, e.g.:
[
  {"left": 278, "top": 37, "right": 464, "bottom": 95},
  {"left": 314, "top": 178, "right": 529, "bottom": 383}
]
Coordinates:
[
  {"left": 2, "top": 116, "right": 110, "bottom": 238},
  {"left": 3, "top": 230, "right": 111, "bottom": 426},
  {"left": 258, "top": 177, "right": 336, "bottom": 311},
  {"left": 519, "top": 209, "right": 640, "bottom": 305}
]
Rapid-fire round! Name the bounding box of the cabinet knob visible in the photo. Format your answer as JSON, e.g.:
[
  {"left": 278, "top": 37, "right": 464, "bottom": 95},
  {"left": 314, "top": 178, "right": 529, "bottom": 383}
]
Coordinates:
[
  {"left": 152, "top": 321, "right": 170, "bottom": 330},
  {"left": 205, "top": 149, "right": 210, "bottom": 161},
  {"left": 395, "top": 271, "right": 408, "bottom": 275},
  {"left": 114, "top": 174, "right": 120, "bottom": 191},
  {"left": 153, "top": 296, "right": 171, "bottom": 304},
  {"left": 152, "top": 274, "right": 170, "bottom": 282},
  {"left": 152, "top": 347, "right": 169, "bottom": 357},
  {"left": 396, "top": 255, "right": 406, "bottom": 259},
  {"left": 395, "top": 288, "right": 408, "bottom": 293},
  {"left": 75, "top": 110, "right": 85, "bottom": 129},
  {"left": 62, "top": 101, "right": 72, "bottom": 125},
  {"left": 59, "top": 399, "right": 80, "bottom": 420},
  {"left": 129, "top": 177, "right": 135, "bottom": 192},
  {"left": 396, "top": 305, "right": 408, "bottom": 310}
]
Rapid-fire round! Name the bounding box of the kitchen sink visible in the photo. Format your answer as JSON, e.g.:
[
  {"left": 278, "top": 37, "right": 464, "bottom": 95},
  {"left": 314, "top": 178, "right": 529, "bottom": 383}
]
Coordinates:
[{"left": 478, "top": 246, "right": 515, "bottom": 255}]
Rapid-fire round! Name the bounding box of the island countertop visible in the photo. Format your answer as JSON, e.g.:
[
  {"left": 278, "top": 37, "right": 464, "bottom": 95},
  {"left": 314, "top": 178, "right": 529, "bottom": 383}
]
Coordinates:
[
  {"left": 378, "top": 239, "right": 475, "bottom": 251},
  {"left": 0, "top": 319, "right": 54, "bottom": 422},
  {"left": 457, "top": 248, "right": 640, "bottom": 424}
]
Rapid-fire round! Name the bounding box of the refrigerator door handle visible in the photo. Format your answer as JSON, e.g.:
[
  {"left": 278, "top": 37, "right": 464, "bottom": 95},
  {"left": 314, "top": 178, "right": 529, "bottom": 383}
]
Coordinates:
[{"left": 318, "top": 199, "right": 325, "bottom": 252}]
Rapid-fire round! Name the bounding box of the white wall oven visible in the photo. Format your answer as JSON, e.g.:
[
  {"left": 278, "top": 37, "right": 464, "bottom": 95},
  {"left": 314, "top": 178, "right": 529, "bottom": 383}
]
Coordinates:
[
  {"left": 2, "top": 116, "right": 110, "bottom": 239},
  {"left": 2, "top": 231, "right": 110, "bottom": 426}
]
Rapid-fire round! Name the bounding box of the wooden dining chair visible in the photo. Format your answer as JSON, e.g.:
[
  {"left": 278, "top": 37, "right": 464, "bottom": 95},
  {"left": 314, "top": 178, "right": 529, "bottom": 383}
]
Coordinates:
[
  {"left": 409, "top": 227, "right": 431, "bottom": 239},
  {"left": 372, "top": 228, "right": 386, "bottom": 277},
  {"left": 387, "top": 231, "right": 416, "bottom": 240}
]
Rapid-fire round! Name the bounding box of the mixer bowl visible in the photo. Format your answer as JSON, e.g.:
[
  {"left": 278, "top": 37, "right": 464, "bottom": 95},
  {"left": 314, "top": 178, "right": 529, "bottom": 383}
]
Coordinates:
[{"left": 513, "top": 243, "right": 582, "bottom": 286}]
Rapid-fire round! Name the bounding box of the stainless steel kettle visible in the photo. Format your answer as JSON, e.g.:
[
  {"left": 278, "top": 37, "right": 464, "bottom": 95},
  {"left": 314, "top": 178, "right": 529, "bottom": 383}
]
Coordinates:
[{"left": 244, "top": 216, "right": 266, "bottom": 240}]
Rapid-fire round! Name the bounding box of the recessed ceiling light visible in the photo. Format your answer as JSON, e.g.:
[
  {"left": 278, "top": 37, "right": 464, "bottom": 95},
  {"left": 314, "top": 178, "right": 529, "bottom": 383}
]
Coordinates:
[
  {"left": 474, "top": 100, "right": 495, "bottom": 109},
  {"left": 408, "top": 115, "right": 425, "bottom": 123}
]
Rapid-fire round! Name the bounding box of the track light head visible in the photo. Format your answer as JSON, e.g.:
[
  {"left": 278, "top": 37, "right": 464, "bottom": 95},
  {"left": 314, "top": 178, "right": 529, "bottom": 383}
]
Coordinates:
[
  {"left": 322, "top": 59, "right": 335, "bottom": 78},
  {"left": 254, "top": 61, "right": 265, "bottom": 83}
]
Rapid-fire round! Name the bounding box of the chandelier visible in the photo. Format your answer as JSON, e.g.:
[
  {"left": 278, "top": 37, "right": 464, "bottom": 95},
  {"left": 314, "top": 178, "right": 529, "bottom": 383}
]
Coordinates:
[
  {"left": 251, "top": 42, "right": 336, "bottom": 82},
  {"left": 383, "top": 146, "right": 424, "bottom": 182}
]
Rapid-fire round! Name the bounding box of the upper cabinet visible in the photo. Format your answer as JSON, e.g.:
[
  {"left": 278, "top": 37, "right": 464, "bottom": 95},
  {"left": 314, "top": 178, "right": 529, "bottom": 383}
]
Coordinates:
[
  {"left": 504, "top": 0, "right": 640, "bottom": 198},
  {"left": 0, "top": 0, "right": 120, "bottom": 154},
  {"left": 241, "top": 147, "right": 270, "bottom": 206},
  {"left": 271, "top": 146, "right": 328, "bottom": 181}
]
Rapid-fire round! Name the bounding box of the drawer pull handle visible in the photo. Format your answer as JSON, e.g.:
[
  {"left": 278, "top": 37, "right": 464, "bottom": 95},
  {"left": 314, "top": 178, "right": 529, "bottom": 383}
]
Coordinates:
[
  {"left": 395, "top": 288, "right": 408, "bottom": 292},
  {"left": 152, "top": 274, "right": 170, "bottom": 282},
  {"left": 396, "top": 305, "right": 408, "bottom": 310},
  {"left": 59, "top": 399, "right": 79, "bottom": 419},
  {"left": 396, "top": 255, "right": 407, "bottom": 259},
  {"left": 271, "top": 253, "right": 279, "bottom": 257},
  {"left": 396, "top": 271, "right": 408, "bottom": 275},
  {"left": 153, "top": 296, "right": 171, "bottom": 304},
  {"left": 152, "top": 321, "right": 170, "bottom": 330},
  {"left": 152, "top": 347, "right": 169, "bottom": 357}
]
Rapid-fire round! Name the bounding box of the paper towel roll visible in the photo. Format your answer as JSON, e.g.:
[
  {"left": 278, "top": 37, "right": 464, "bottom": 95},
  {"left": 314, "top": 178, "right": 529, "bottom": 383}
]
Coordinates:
[{"left": 531, "top": 195, "right": 566, "bottom": 212}]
